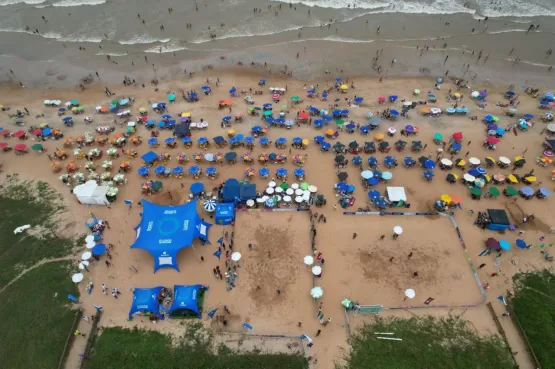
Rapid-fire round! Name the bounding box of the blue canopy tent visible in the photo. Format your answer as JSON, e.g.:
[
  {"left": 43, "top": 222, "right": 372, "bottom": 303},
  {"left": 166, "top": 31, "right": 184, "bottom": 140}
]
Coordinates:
[
  {"left": 239, "top": 183, "right": 257, "bottom": 200},
  {"left": 169, "top": 284, "right": 207, "bottom": 319},
  {"left": 141, "top": 151, "right": 158, "bottom": 164},
  {"left": 215, "top": 203, "right": 235, "bottom": 225},
  {"left": 174, "top": 124, "right": 190, "bottom": 137},
  {"left": 130, "top": 200, "right": 211, "bottom": 272},
  {"left": 222, "top": 178, "right": 240, "bottom": 202},
  {"left": 128, "top": 286, "right": 163, "bottom": 320}
]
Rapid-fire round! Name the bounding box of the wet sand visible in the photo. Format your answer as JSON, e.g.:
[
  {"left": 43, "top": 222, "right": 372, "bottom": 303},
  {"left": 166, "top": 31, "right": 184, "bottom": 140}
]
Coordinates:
[{"left": 0, "top": 72, "right": 553, "bottom": 369}]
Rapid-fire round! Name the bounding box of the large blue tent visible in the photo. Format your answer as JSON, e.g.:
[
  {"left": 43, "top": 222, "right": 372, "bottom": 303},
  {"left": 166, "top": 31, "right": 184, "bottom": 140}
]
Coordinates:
[
  {"left": 239, "top": 183, "right": 256, "bottom": 200},
  {"left": 130, "top": 200, "right": 211, "bottom": 272},
  {"left": 222, "top": 178, "right": 240, "bottom": 202},
  {"left": 128, "top": 286, "right": 163, "bottom": 320},
  {"left": 215, "top": 203, "right": 235, "bottom": 225},
  {"left": 169, "top": 284, "right": 207, "bottom": 318}
]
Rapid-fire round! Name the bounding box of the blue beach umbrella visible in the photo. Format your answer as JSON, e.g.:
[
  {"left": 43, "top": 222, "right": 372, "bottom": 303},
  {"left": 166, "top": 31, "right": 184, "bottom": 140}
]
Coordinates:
[
  {"left": 197, "top": 137, "right": 208, "bottom": 145},
  {"left": 314, "top": 135, "right": 325, "bottom": 143},
  {"left": 182, "top": 136, "right": 192, "bottom": 144},
  {"left": 423, "top": 171, "right": 434, "bottom": 179},
  {"left": 138, "top": 166, "right": 149, "bottom": 176},
  {"left": 320, "top": 142, "right": 331, "bottom": 150},
  {"left": 352, "top": 156, "right": 362, "bottom": 165},
  {"left": 206, "top": 167, "right": 217, "bottom": 176},
  {"left": 368, "top": 190, "right": 380, "bottom": 200},
  {"left": 276, "top": 168, "right": 287, "bottom": 177},
  {"left": 190, "top": 182, "right": 204, "bottom": 194},
  {"left": 92, "top": 243, "right": 106, "bottom": 256},
  {"left": 165, "top": 137, "right": 175, "bottom": 144},
  {"left": 314, "top": 119, "right": 324, "bottom": 127},
  {"left": 368, "top": 156, "right": 378, "bottom": 167},
  {"left": 294, "top": 168, "right": 305, "bottom": 177},
  {"left": 276, "top": 137, "right": 287, "bottom": 145},
  {"left": 424, "top": 159, "right": 436, "bottom": 169},
  {"left": 515, "top": 239, "right": 527, "bottom": 249},
  {"left": 188, "top": 166, "right": 200, "bottom": 175},
  {"left": 403, "top": 157, "right": 415, "bottom": 166},
  {"left": 354, "top": 97, "right": 363, "bottom": 104},
  {"left": 155, "top": 165, "right": 166, "bottom": 175},
  {"left": 259, "top": 167, "right": 269, "bottom": 177},
  {"left": 148, "top": 138, "right": 158, "bottom": 146},
  {"left": 172, "top": 166, "right": 184, "bottom": 175},
  {"left": 367, "top": 177, "right": 379, "bottom": 186},
  {"left": 322, "top": 115, "right": 333, "bottom": 122},
  {"left": 259, "top": 137, "right": 269, "bottom": 146},
  {"left": 244, "top": 136, "right": 255, "bottom": 144},
  {"left": 499, "top": 240, "right": 511, "bottom": 250}
]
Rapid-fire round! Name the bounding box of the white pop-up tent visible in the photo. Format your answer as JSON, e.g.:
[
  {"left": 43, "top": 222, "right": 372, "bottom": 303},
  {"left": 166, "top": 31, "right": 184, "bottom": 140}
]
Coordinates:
[
  {"left": 386, "top": 187, "right": 407, "bottom": 202},
  {"left": 73, "top": 180, "right": 110, "bottom": 205}
]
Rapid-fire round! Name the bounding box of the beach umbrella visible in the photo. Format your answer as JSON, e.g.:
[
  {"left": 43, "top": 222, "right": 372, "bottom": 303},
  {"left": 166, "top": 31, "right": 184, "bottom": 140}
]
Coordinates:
[
  {"left": 308, "top": 185, "right": 318, "bottom": 193},
  {"left": 486, "top": 238, "right": 501, "bottom": 250},
  {"left": 404, "top": 288, "right": 415, "bottom": 299},
  {"left": 72, "top": 273, "right": 84, "bottom": 283},
  {"left": 188, "top": 166, "right": 200, "bottom": 175},
  {"left": 393, "top": 226, "right": 403, "bottom": 235},
  {"left": 381, "top": 172, "right": 393, "bottom": 180},
  {"left": 440, "top": 194, "right": 452, "bottom": 203},
  {"left": 505, "top": 186, "right": 517, "bottom": 196},
  {"left": 424, "top": 159, "right": 435, "bottom": 169},
  {"left": 31, "top": 144, "right": 44, "bottom": 151},
  {"left": 312, "top": 266, "right": 322, "bottom": 276},
  {"left": 203, "top": 200, "right": 216, "bottom": 213},
  {"left": 190, "top": 182, "right": 205, "bottom": 194},
  {"left": 520, "top": 186, "right": 533, "bottom": 197},
  {"left": 155, "top": 165, "right": 166, "bottom": 175},
  {"left": 516, "top": 239, "right": 527, "bottom": 249},
  {"left": 470, "top": 188, "right": 482, "bottom": 196},
  {"left": 368, "top": 190, "right": 380, "bottom": 200},
  {"left": 539, "top": 188, "right": 551, "bottom": 198},
  {"left": 92, "top": 243, "right": 107, "bottom": 256},
  {"left": 499, "top": 240, "right": 511, "bottom": 251},
  {"left": 310, "top": 286, "right": 323, "bottom": 299},
  {"left": 138, "top": 166, "right": 149, "bottom": 176},
  {"left": 81, "top": 251, "right": 92, "bottom": 260},
  {"left": 231, "top": 252, "right": 241, "bottom": 261},
  {"left": 367, "top": 177, "right": 379, "bottom": 186},
  {"left": 168, "top": 93, "right": 176, "bottom": 101},
  {"left": 304, "top": 255, "right": 314, "bottom": 265},
  {"left": 172, "top": 166, "right": 184, "bottom": 175},
  {"left": 369, "top": 117, "right": 381, "bottom": 126},
  {"left": 361, "top": 170, "right": 373, "bottom": 179},
  {"left": 79, "top": 261, "right": 89, "bottom": 270},
  {"left": 488, "top": 187, "right": 500, "bottom": 197},
  {"left": 368, "top": 157, "right": 378, "bottom": 167},
  {"left": 423, "top": 171, "right": 434, "bottom": 179}
]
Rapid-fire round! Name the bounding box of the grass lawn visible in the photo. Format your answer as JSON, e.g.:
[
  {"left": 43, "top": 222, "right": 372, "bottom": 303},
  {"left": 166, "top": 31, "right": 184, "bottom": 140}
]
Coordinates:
[
  {"left": 336, "top": 316, "right": 516, "bottom": 369},
  {"left": 0, "top": 260, "right": 79, "bottom": 369},
  {"left": 88, "top": 324, "right": 308, "bottom": 369},
  {"left": 0, "top": 175, "right": 75, "bottom": 288},
  {"left": 511, "top": 270, "right": 555, "bottom": 369},
  {"left": 0, "top": 176, "right": 80, "bottom": 369}
]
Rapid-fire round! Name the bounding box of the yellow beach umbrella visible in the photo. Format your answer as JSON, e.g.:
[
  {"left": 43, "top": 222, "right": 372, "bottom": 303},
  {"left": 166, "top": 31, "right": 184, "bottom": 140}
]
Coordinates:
[
  {"left": 440, "top": 194, "right": 451, "bottom": 203},
  {"left": 375, "top": 133, "right": 385, "bottom": 141},
  {"left": 302, "top": 139, "right": 309, "bottom": 146},
  {"left": 139, "top": 107, "right": 147, "bottom": 113},
  {"left": 507, "top": 174, "right": 519, "bottom": 183},
  {"left": 181, "top": 112, "right": 191, "bottom": 117},
  {"left": 340, "top": 84, "right": 348, "bottom": 90}
]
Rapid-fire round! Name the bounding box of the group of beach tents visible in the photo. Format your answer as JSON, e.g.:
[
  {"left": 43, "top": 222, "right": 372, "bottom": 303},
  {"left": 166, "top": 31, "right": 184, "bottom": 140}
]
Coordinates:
[{"left": 129, "top": 284, "right": 207, "bottom": 320}]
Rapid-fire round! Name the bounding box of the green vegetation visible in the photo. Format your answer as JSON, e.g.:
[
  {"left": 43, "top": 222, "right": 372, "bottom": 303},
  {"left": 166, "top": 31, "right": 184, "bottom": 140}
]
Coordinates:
[
  {"left": 511, "top": 269, "right": 555, "bottom": 369},
  {"left": 0, "top": 175, "right": 75, "bottom": 287},
  {"left": 336, "top": 316, "right": 516, "bottom": 369},
  {"left": 0, "top": 176, "right": 80, "bottom": 369},
  {"left": 88, "top": 323, "right": 308, "bottom": 369}
]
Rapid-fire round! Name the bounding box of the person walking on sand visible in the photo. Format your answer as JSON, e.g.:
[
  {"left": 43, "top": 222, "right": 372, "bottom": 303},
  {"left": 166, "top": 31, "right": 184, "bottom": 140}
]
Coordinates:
[
  {"left": 389, "top": 256, "right": 394, "bottom": 262},
  {"left": 413, "top": 271, "right": 419, "bottom": 278},
  {"left": 316, "top": 329, "right": 321, "bottom": 336},
  {"left": 408, "top": 252, "right": 413, "bottom": 259},
  {"left": 102, "top": 283, "right": 108, "bottom": 295},
  {"left": 478, "top": 263, "right": 486, "bottom": 269},
  {"left": 352, "top": 233, "right": 357, "bottom": 239}
]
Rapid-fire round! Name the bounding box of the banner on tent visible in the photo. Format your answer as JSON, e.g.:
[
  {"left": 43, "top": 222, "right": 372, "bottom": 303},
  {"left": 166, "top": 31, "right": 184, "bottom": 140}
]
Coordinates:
[
  {"left": 354, "top": 305, "right": 384, "bottom": 315},
  {"left": 237, "top": 208, "right": 309, "bottom": 213}
]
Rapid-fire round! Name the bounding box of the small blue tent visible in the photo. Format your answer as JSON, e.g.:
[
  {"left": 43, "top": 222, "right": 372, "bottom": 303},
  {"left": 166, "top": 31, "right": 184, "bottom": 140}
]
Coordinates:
[
  {"left": 128, "top": 286, "right": 163, "bottom": 320},
  {"left": 130, "top": 200, "right": 211, "bottom": 272},
  {"left": 169, "top": 284, "right": 206, "bottom": 319},
  {"left": 215, "top": 203, "right": 235, "bottom": 225}
]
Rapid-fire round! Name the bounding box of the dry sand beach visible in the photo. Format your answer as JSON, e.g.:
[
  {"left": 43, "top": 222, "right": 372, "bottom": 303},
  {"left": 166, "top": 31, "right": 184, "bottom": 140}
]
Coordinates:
[{"left": 1, "top": 69, "right": 555, "bottom": 368}]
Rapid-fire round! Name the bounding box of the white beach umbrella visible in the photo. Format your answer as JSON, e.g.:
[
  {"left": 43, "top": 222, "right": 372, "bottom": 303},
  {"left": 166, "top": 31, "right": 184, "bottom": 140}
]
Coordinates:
[
  {"left": 310, "top": 286, "right": 323, "bottom": 299},
  {"left": 295, "top": 196, "right": 304, "bottom": 203},
  {"left": 231, "top": 252, "right": 242, "bottom": 261},
  {"left": 499, "top": 156, "right": 511, "bottom": 165},
  {"left": 291, "top": 183, "right": 299, "bottom": 189},
  {"left": 304, "top": 255, "right": 314, "bottom": 265},
  {"left": 266, "top": 187, "right": 275, "bottom": 194},
  {"left": 82, "top": 251, "right": 92, "bottom": 260},
  {"left": 86, "top": 241, "right": 96, "bottom": 249},
  {"left": 440, "top": 158, "right": 452, "bottom": 166},
  {"left": 85, "top": 235, "right": 95, "bottom": 244},
  {"left": 312, "top": 266, "right": 322, "bottom": 276},
  {"left": 463, "top": 173, "right": 476, "bottom": 182},
  {"left": 469, "top": 157, "right": 480, "bottom": 165},
  {"left": 275, "top": 187, "right": 284, "bottom": 193},
  {"left": 308, "top": 185, "right": 318, "bottom": 193},
  {"left": 268, "top": 181, "right": 277, "bottom": 188},
  {"left": 286, "top": 188, "right": 294, "bottom": 195},
  {"left": 246, "top": 199, "right": 255, "bottom": 207},
  {"left": 393, "top": 226, "right": 403, "bottom": 235},
  {"left": 78, "top": 261, "right": 89, "bottom": 270},
  {"left": 295, "top": 189, "right": 304, "bottom": 196},
  {"left": 283, "top": 195, "right": 292, "bottom": 202},
  {"left": 72, "top": 273, "right": 84, "bottom": 283},
  {"left": 405, "top": 288, "right": 416, "bottom": 299}
]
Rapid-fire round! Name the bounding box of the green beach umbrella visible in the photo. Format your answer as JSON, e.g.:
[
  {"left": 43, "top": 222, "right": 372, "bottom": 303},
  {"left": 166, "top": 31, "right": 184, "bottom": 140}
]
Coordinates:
[
  {"left": 492, "top": 116, "right": 499, "bottom": 122},
  {"left": 77, "top": 106, "right": 84, "bottom": 111},
  {"left": 291, "top": 96, "right": 300, "bottom": 101},
  {"left": 281, "top": 104, "right": 287, "bottom": 110},
  {"left": 151, "top": 181, "right": 163, "bottom": 191},
  {"left": 263, "top": 110, "right": 272, "bottom": 116},
  {"left": 433, "top": 132, "right": 442, "bottom": 141},
  {"left": 248, "top": 106, "right": 255, "bottom": 112},
  {"left": 71, "top": 99, "right": 79, "bottom": 105},
  {"left": 31, "top": 144, "right": 43, "bottom": 151},
  {"left": 111, "top": 99, "right": 119, "bottom": 105},
  {"left": 168, "top": 93, "right": 176, "bottom": 101},
  {"left": 300, "top": 182, "right": 309, "bottom": 190},
  {"left": 470, "top": 188, "right": 482, "bottom": 196},
  {"left": 336, "top": 119, "right": 345, "bottom": 126},
  {"left": 489, "top": 187, "right": 500, "bottom": 197},
  {"left": 280, "top": 182, "right": 289, "bottom": 190},
  {"left": 505, "top": 186, "right": 517, "bottom": 196}
]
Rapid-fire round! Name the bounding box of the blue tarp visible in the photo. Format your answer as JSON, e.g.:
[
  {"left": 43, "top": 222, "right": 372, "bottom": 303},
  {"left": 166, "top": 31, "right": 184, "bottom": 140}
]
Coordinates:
[
  {"left": 128, "top": 286, "right": 163, "bottom": 320},
  {"left": 169, "top": 284, "right": 206, "bottom": 318},
  {"left": 215, "top": 203, "right": 235, "bottom": 225},
  {"left": 130, "top": 200, "right": 209, "bottom": 272}
]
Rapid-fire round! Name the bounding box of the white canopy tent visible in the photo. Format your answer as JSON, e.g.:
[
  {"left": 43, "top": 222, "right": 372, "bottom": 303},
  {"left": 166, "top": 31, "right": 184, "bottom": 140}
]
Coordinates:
[
  {"left": 73, "top": 180, "right": 110, "bottom": 205},
  {"left": 386, "top": 187, "right": 407, "bottom": 202}
]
